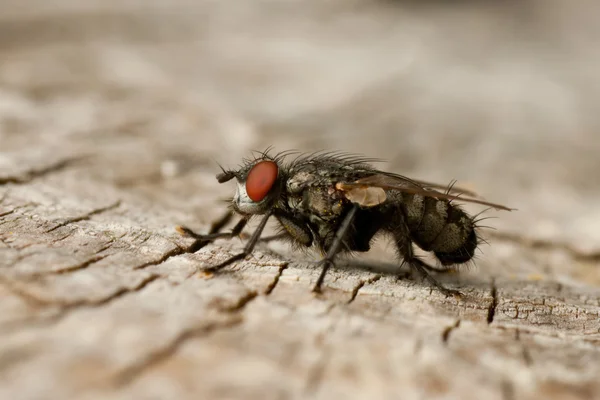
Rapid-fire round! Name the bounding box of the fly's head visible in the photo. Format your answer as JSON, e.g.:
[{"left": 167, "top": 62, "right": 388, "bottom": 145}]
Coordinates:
[{"left": 216, "top": 155, "right": 285, "bottom": 216}]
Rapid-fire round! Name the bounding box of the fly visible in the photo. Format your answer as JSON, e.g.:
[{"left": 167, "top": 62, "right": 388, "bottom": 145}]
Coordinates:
[{"left": 177, "top": 149, "right": 514, "bottom": 296}]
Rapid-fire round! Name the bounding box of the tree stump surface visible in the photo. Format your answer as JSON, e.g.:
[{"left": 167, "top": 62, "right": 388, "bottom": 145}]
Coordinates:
[{"left": 1, "top": 1, "right": 599, "bottom": 399}]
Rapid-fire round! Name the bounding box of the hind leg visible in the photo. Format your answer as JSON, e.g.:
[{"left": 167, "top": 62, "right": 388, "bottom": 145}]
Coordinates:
[
  {"left": 393, "top": 224, "right": 461, "bottom": 297},
  {"left": 418, "top": 262, "right": 457, "bottom": 274},
  {"left": 408, "top": 257, "right": 461, "bottom": 296}
]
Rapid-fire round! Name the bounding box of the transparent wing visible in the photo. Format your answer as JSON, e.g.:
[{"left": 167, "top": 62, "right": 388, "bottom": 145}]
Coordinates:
[
  {"left": 408, "top": 178, "right": 479, "bottom": 198},
  {"left": 337, "top": 173, "right": 514, "bottom": 211}
]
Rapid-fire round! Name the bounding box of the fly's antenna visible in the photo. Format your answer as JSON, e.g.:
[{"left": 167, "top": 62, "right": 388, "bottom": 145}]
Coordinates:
[{"left": 216, "top": 162, "right": 236, "bottom": 183}]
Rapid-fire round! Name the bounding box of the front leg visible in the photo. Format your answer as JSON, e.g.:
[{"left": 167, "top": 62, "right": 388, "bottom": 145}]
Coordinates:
[
  {"left": 202, "top": 211, "right": 272, "bottom": 273},
  {"left": 176, "top": 211, "right": 248, "bottom": 252},
  {"left": 275, "top": 213, "right": 313, "bottom": 247},
  {"left": 313, "top": 205, "right": 358, "bottom": 293}
]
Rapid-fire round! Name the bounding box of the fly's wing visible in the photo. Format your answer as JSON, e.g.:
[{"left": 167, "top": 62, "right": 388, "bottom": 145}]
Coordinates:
[
  {"left": 408, "top": 178, "right": 479, "bottom": 198},
  {"left": 334, "top": 183, "right": 387, "bottom": 207},
  {"left": 337, "top": 173, "right": 514, "bottom": 211}
]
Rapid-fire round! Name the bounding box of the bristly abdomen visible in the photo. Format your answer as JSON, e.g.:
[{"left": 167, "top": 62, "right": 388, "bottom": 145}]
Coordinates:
[
  {"left": 434, "top": 228, "right": 478, "bottom": 265},
  {"left": 401, "top": 192, "right": 478, "bottom": 266}
]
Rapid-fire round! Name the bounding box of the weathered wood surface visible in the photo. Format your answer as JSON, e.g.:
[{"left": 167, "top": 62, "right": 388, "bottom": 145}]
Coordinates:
[{"left": 1, "top": 1, "right": 600, "bottom": 399}]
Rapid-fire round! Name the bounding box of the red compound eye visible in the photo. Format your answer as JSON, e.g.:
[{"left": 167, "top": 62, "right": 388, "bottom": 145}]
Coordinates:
[{"left": 245, "top": 161, "right": 278, "bottom": 202}]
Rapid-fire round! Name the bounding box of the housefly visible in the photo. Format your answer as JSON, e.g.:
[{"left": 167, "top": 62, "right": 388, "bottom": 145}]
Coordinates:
[{"left": 177, "top": 149, "right": 513, "bottom": 295}]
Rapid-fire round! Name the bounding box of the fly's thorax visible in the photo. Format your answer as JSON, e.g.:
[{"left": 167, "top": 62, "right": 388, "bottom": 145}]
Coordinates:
[
  {"left": 285, "top": 168, "right": 345, "bottom": 219},
  {"left": 304, "top": 186, "right": 345, "bottom": 220},
  {"left": 286, "top": 193, "right": 302, "bottom": 211},
  {"left": 286, "top": 170, "right": 316, "bottom": 194},
  {"left": 285, "top": 170, "right": 315, "bottom": 213}
]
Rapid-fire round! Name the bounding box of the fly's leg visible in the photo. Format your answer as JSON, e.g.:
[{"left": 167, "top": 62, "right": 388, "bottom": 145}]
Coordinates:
[
  {"left": 207, "top": 210, "right": 236, "bottom": 234},
  {"left": 177, "top": 210, "right": 234, "bottom": 239},
  {"left": 177, "top": 218, "right": 247, "bottom": 242},
  {"left": 394, "top": 223, "right": 461, "bottom": 297},
  {"left": 240, "top": 232, "right": 288, "bottom": 243},
  {"left": 418, "top": 263, "right": 457, "bottom": 274},
  {"left": 176, "top": 211, "right": 248, "bottom": 250},
  {"left": 202, "top": 211, "right": 272, "bottom": 272},
  {"left": 312, "top": 205, "right": 358, "bottom": 293},
  {"left": 260, "top": 233, "right": 288, "bottom": 243},
  {"left": 409, "top": 258, "right": 461, "bottom": 297},
  {"left": 242, "top": 213, "right": 314, "bottom": 245}
]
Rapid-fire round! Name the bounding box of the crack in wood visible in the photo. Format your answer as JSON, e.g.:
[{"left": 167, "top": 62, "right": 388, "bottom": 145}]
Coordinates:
[
  {"left": 1, "top": 250, "right": 42, "bottom": 267},
  {"left": 63, "top": 274, "right": 162, "bottom": 308},
  {"left": 347, "top": 275, "right": 381, "bottom": 304},
  {"left": 131, "top": 228, "right": 262, "bottom": 274},
  {"left": 0, "top": 219, "right": 12, "bottom": 227},
  {"left": 264, "top": 263, "right": 288, "bottom": 295},
  {"left": 0, "top": 209, "right": 15, "bottom": 218},
  {"left": 94, "top": 241, "right": 114, "bottom": 254},
  {"left": 111, "top": 317, "right": 243, "bottom": 387},
  {"left": 0, "top": 275, "right": 50, "bottom": 307},
  {"left": 49, "top": 231, "right": 76, "bottom": 245},
  {"left": 132, "top": 246, "right": 187, "bottom": 270},
  {"left": 0, "top": 236, "right": 11, "bottom": 249},
  {"left": 304, "top": 345, "right": 331, "bottom": 396},
  {"left": 131, "top": 231, "right": 152, "bottom": 246},
  {"left": 213, "top": 290, "right": 258, "bottom": 313},
  {"left": 303, "top": 309, "right": 339, "bottom": 396},
  {"left": 111, "top": 285, "right": 261, "bottom": 388},
  {"left": 441, "top": 319, "right": 461, "bottom": 344},
  {"left": 501, "top": 379, "right": 516, "bottom": 400},
  {"left": 488, "top": 279, "right": 498, "bottom": 324},
  {"left": 0, "top": 273, "right": 160, "bottom": 309},
  {"left": 30, "top": 254, "right": 108, "bottom": 276},
  {"left": 514, "top": 329, "right": 533, "bottom": 367},
  {"left": 413, "top": 337, "right": 423, "bottom": 356},
  {"left": 0, "top": 203, "right": 38, "bottom": 225},
  {"left": 0, "top": 274, "right": 161, "bottom": 335},
  {"left": 0, "top": 239, "right": 217, "bottom": 322},
  {"left": 0, "top": 274, "right": 162, "bottom": 334},
  {"left": 0, "top": 311, "right": 64, "bottom": 335},
  {"left": 45, "top": 200, "right": 122, "bottom": 233},
  {"left": 0, "top": 157, "right": 84, "bottom": 186},
  {"left": 521, "top": 344, "right": 533, "bottom": 367}
]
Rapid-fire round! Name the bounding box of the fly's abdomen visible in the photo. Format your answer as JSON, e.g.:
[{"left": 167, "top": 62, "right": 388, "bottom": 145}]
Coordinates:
[
  {"left": 403, "top": 193, "right": 477, "bottom": 265},
  {"left": 405, "top": 195, "right": 447, "bottom": 250}
]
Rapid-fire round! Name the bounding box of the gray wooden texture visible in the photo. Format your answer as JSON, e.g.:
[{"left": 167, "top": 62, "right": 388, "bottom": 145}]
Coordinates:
[{"left": 1, "top": 1, "right": 600, "bottom": 399}]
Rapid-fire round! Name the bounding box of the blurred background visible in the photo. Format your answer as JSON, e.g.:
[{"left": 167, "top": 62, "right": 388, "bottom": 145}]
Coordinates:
[{"left": 2, "top": 0, "right": 600, "bottom": 249}]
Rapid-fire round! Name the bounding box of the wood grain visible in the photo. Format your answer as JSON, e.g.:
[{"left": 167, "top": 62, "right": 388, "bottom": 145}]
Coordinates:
[{"left": 1, "top": 1, "right": 599, "bottom": 399}]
